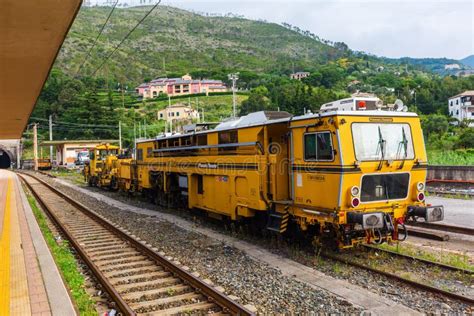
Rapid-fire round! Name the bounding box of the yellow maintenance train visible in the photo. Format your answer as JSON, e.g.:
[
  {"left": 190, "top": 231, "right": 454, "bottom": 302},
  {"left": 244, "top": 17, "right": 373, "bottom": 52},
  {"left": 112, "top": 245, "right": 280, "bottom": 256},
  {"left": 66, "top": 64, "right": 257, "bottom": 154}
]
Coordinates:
[{"left": 84, "top": 96, "right": 444, "bottom": 249}]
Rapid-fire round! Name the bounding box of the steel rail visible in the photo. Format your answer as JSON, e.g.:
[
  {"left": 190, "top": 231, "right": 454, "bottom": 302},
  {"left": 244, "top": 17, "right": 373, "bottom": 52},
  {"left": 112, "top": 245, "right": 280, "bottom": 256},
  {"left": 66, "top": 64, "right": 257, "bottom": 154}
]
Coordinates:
[
  {"left": 19, "top": 172, "right": 253, "bottom": 316},
  {"left": 406, "top": 221, "right": 474, "bottom": 236},
  {"left": 322, "top": 252, "right": 474, "bottom": 305},
  {"left": 362, "top": 245, "right": 473, "bottom": 274}
]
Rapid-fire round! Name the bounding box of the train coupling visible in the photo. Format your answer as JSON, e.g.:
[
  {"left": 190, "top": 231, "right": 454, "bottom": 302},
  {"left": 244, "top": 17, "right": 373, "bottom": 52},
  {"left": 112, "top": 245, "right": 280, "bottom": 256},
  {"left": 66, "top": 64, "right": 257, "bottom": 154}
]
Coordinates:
[{"left": 407, "top": 205, "right": 444, "bottom": 222}]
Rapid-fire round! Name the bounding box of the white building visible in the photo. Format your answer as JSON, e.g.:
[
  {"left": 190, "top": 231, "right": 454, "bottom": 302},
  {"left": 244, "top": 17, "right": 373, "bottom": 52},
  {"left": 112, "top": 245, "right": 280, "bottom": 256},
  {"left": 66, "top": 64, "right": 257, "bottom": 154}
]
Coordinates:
[
  {"left": 448, "top": 91, "right": 474, "bottom": 126},
  {"left": 444, "top": 63, "right": 461, "bottom": 70},
  {"left": 290, "top": 72, "right": 310, "bottom": 80},
  {"left": 157, "top": 103, "right": 200, "bottom": 124}
]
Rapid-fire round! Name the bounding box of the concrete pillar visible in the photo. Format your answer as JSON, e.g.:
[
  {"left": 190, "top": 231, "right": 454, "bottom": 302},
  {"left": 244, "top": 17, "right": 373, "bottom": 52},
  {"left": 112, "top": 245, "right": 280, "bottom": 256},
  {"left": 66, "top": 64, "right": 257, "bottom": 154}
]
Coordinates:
[{"left": 16, "top": 144, "right": 20, "bottom": 169}]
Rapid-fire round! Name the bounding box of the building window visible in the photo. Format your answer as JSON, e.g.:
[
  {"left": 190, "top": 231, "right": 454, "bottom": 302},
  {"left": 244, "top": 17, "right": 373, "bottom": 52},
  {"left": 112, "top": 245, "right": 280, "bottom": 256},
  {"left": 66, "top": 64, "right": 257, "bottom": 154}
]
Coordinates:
[
  {"left": 160, "top": 113, "right": 163, "bottom": 118},
  {"left": 456, "top": 110, "right": 459, "bottom": 115},
  {"left": 450, "top": 111, "right": 453, "bottom": 116},
  {"left": 450, "top": 101, "right": 453, "bottom": 106},
  {"left": 456, "top": 100, "right": 459, "bottom": 105},
  {"left": 304, "top": 132, "right": 334, "bottom": 161},
  {"left": 176, "top": 112, "right": 180, "bottom": 116}
]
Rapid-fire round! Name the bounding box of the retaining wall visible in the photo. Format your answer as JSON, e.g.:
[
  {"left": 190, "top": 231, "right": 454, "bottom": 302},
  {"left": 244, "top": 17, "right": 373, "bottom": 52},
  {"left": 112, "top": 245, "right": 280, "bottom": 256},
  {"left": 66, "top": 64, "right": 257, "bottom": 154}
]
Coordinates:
[{"left": 427, "top": 165, "right": 474, "bottom": 181}]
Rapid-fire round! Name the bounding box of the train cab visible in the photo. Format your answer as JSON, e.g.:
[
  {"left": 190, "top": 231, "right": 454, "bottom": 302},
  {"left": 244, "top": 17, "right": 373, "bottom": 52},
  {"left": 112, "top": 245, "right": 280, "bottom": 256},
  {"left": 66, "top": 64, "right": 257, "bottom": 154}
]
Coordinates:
[
  {"left": 84, "top": 144, "right": 120, "bottom": 188},
  {"left": 283, "top": 98, "right": 444, "bottom": 248}
]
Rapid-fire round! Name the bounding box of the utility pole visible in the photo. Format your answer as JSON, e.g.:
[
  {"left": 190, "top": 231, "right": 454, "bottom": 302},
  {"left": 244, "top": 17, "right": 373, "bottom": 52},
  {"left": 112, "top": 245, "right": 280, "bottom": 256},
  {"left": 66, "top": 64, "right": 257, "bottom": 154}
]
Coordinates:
[
  {"left": 121, "top": 83, "right": 125, "bottom": 109},
  {"left": 228, "top": 73, "right": 239, "bottom": 118},
  {"left": 33, "top": 123, "right": 38, "bottom": 171},
  {"left": 133, "top": 123, "right": 137, "bottom": 158},
  {"left": 49, "top": 115, "right": 53, "bottom": 163},
  {"left": 119, "top": 121, "right": 122, "bottom": 151}
]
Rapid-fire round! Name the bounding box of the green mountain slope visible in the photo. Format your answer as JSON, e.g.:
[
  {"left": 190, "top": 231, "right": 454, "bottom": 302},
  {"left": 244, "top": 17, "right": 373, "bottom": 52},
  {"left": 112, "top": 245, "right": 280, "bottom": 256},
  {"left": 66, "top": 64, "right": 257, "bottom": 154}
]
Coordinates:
[
  {"left": 460, "top": 55, "right": 474, "bottom": 68},
  {"left": 57, "top": 5, "right": 346, "bottom": 83}
]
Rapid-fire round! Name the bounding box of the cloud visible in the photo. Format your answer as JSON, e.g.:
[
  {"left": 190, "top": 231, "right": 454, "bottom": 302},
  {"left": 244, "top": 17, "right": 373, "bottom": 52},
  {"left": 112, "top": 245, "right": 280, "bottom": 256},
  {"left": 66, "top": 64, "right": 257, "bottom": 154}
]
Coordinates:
[{"left": 163, "top": 0, "right": 473, "bottom": 59}]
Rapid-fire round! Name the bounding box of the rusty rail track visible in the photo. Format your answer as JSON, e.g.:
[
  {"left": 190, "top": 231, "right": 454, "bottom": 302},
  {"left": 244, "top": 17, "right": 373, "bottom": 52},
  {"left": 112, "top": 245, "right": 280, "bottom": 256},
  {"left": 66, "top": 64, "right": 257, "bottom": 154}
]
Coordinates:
[
  {"left": 362, "top": 245, "right": 472, "bottom": 274},
  {"left": 19, "top": 172, "right": 253, "bottom": 316},
  {"left": 406, "top": 221, "right": 474, "bottom": 236},
  {"left": 322, "top": 248, "right": 474, "bottom": 306}
]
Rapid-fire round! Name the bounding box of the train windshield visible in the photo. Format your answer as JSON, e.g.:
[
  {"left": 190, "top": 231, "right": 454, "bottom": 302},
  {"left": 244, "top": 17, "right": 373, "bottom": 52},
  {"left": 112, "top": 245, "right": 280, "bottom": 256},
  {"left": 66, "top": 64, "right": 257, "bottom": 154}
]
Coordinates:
[{"left": 352, "top": 123, "right": 414, "bottom": 161}]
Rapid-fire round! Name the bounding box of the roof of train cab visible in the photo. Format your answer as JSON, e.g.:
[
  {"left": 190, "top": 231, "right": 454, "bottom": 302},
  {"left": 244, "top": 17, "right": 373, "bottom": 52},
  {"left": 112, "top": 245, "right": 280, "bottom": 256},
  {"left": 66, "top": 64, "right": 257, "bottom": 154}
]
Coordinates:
[{"left": 136, "top": 110, "right": 419, "bottom": 144}]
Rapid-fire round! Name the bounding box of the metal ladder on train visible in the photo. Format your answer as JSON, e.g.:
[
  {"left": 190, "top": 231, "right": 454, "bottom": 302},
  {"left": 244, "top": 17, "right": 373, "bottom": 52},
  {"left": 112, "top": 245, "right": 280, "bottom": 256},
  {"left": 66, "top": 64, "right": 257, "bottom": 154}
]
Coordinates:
[{"left": 266, "top": 211, "right": 289, "bottom": 233}]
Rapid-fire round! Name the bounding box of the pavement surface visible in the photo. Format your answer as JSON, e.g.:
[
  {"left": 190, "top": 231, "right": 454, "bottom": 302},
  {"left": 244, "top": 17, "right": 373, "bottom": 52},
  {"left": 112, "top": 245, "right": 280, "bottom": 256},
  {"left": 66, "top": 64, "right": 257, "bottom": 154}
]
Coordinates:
[{"left": 0, "top": 170, "right": 76, "bottom": 315}]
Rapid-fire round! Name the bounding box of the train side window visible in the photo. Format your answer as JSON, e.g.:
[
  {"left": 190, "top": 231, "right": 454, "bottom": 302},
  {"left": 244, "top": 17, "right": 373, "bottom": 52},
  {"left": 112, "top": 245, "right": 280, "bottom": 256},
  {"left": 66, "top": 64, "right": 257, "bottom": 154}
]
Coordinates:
[
  {"left": 147, "top": 147, "right": 152, "bottom": 157},
  {"left": 316, "top": 132, "right": 333, "bottom": 160},
  {"left": 304, "top": 132, "right": 334, "bottom": 161},
  {"left": 137, "top": 149, "right": 143, "bottom": 161},
  {"left": 197, "top": 175, "right": 203, "bottom": 194},
  {"left": 304, "top": 134, "right": 317, "bottom": 160},
  {"left": 197, "top": 135, "right": 207, "bottom": 146},
  {"left": 218, "top": 130, "right": 238, "bottom": 144}
]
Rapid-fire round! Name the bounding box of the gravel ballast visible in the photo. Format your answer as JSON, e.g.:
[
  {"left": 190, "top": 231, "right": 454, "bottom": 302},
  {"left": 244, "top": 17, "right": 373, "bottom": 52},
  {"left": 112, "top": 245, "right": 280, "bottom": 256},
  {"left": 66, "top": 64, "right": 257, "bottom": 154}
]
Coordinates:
[{"left": 35, "top": 172, "right": 472, "bottom": 314}]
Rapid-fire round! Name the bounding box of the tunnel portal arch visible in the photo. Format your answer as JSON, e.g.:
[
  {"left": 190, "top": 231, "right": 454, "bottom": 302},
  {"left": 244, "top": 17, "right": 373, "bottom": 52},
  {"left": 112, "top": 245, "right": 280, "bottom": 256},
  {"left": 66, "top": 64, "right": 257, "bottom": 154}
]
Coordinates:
[{"left": 0, "top": 147, "right": 13, "bottom": 169}]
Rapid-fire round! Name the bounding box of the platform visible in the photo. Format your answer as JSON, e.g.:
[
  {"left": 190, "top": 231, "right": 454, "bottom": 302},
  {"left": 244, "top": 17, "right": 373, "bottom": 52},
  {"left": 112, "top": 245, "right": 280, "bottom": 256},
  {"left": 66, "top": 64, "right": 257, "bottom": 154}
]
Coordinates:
[{"left": 0, "top": 170, "right": 75, "bottom": 315}]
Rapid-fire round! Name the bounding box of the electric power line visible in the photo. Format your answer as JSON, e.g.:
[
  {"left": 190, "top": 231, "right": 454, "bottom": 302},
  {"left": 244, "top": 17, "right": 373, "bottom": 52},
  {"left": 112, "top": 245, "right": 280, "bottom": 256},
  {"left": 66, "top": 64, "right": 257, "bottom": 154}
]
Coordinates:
[
  {"left": 30, "top": 117, "right": 117, "bottom": 128},
  {"left": 75, "top": 0, "right": 119, "bottom": 77},
  {"left": 90, "top": 0, "right": 162, "bottom": 77}
]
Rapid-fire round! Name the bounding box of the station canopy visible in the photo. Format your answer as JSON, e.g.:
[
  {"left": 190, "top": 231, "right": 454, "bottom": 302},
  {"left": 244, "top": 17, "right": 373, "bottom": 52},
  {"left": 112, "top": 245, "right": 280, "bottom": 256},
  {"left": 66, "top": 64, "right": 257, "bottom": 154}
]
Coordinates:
[{"left": 0, "top": 0, "right": 82, "bottom": 139}]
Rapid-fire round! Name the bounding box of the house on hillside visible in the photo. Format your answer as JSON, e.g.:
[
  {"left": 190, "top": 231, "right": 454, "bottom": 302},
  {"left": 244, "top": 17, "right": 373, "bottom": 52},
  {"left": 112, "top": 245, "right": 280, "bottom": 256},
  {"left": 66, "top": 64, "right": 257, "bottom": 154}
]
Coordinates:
[
  {"left": 157, "top": 103, "right": 200, "bottom": 124},
  {"left": 136, "top": 74, "right": 227, "bottom": 99},
  {"left": 290, "top": 72, "right": 310, "bottom": 80},
  {"left": 445, "top": 63, "right": 461, "bottom": 70},
  {"left": 448, "top": 91, "right": 474, "bottom": 126}
]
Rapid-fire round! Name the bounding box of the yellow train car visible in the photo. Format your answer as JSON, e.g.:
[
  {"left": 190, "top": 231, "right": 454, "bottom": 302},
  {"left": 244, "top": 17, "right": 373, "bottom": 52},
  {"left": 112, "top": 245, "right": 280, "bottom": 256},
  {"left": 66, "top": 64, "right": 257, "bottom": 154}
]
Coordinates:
[
  {"left": 84, "top": 98, "right": 444, "bottom": 248},
  {"left": 84, "top": 144, "right": 120, "bottom": 188},
  {"left": 37, "top": 158, "right": 52, "bottom": 170},
  {"left": 127, "top": 100, "right": 444, "bottom": 249}
]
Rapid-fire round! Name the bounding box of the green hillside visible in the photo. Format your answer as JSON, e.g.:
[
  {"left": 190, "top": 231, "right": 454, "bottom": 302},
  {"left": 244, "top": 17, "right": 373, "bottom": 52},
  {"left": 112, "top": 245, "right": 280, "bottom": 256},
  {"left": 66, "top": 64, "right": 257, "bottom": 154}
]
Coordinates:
[{"left": 58, "top": 5, "right": 347, "bottom": 83}]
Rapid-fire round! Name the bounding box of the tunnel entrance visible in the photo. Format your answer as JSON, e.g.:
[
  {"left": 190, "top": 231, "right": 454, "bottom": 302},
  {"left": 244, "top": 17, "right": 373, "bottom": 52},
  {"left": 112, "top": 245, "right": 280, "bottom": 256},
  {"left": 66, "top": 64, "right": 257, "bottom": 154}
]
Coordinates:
[{"left": 0, "top": 150, "right": 11, "bottom": 169}]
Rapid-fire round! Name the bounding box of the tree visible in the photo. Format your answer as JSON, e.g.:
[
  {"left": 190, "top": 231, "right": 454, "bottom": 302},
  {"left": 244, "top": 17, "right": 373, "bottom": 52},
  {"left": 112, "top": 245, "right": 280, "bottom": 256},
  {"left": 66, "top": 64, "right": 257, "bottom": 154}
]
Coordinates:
[
  {"left": 239, "top": 86, "right": 275, "bottom": 115},
  {"left": 302, "top": 72, "right": 322, "bottom": 87},
  {"left": 457, "top": 128, "right": 474, "bottom": 148},
  {"left": 421, "top": 114, "right": 449, "bottom": 137}
]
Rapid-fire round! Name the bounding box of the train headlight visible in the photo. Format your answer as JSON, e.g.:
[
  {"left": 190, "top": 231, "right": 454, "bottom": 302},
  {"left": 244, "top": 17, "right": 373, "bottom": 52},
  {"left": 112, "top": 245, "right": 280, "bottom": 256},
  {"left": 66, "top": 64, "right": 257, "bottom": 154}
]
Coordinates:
[
  {"left": 351, "top": 186, "right": 360, "bottom": 197},
  {"left": 417, "top": 182, "right": 425, "bottom": 191}
]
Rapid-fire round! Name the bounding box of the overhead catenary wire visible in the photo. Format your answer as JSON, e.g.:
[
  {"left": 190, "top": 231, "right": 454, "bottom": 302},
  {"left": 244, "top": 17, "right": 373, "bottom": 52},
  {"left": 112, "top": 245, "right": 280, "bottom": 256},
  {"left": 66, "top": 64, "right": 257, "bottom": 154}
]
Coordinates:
[
  {"left": 90, "top": 0, "right": 162, "bottom": 77},
  {"left": 75, "top": 0, "right": 119, "bottom": 77},
  {"left": 30, "top": 117, "right": 117, "bottom": 128}
]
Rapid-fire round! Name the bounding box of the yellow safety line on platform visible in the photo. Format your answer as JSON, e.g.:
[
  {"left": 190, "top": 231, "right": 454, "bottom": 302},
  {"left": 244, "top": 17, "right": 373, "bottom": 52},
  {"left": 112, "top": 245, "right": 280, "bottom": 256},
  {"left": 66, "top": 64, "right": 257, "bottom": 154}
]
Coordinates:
[
  {"left": 0, "top": 176, "right": 12, "bottom": 316},
  {"left": 10, "top": 176, "right": 31, "bottom": 314}
]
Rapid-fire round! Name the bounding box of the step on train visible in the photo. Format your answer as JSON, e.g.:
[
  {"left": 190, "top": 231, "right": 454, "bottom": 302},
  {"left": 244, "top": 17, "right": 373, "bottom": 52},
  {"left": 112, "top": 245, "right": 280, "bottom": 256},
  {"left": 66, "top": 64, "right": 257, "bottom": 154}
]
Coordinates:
[{"left": 84, "top": 95, "right": 444, "bottom": 249}]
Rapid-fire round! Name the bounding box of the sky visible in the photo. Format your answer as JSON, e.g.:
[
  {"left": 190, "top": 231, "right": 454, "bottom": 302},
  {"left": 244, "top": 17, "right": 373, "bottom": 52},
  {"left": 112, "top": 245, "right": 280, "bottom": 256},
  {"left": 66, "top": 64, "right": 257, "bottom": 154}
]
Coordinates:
[{"left": 91, "top": 0, "right": 474, "bottom": 60}]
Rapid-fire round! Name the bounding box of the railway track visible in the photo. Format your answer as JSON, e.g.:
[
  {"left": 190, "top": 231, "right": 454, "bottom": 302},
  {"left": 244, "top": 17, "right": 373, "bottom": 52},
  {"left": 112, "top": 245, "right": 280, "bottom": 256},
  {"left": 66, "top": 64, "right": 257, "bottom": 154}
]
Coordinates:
[
  {"left": 19, "top": 172, "right": 253, "bottom": 316},
  {"left": 322, "top": 246, "right": 474, "bottom": 306},
  {"left": 406, "top": 221, "right": 474, "bottom": 236}
]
